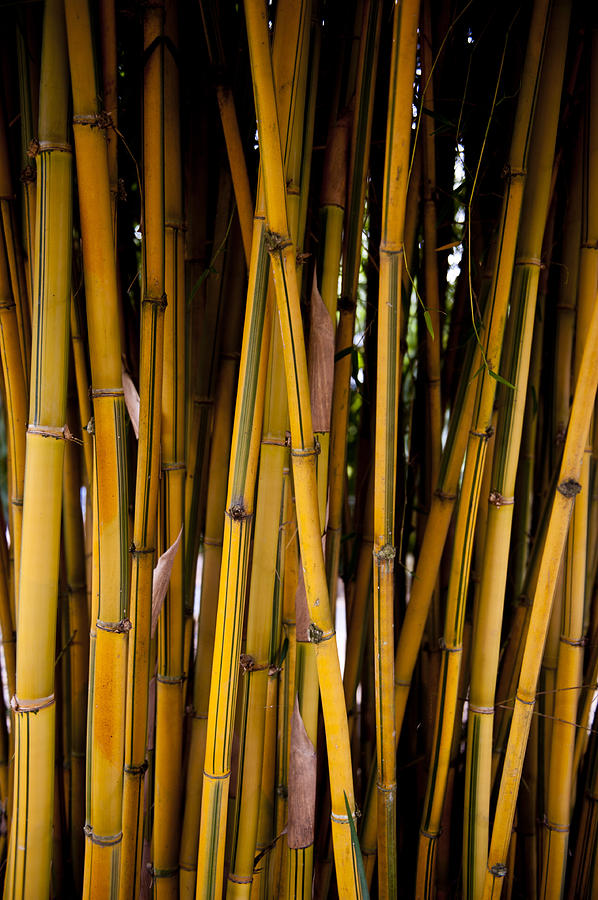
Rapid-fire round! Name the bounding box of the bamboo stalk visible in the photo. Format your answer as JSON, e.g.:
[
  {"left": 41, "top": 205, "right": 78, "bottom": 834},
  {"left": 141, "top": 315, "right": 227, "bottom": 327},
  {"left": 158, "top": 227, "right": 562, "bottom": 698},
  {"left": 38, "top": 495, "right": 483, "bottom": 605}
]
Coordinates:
[
  {"left": 4, "top": 0, "right": 72, "bottom": 894},
  {"left": 64, "top": 0, "right": 129, "bottom": 892},
  {"left": 242, "top": 2, "right": 361, "bottom": 894},
  {"left": 372, "top": 1, "right": 419, "bottom": 894}
]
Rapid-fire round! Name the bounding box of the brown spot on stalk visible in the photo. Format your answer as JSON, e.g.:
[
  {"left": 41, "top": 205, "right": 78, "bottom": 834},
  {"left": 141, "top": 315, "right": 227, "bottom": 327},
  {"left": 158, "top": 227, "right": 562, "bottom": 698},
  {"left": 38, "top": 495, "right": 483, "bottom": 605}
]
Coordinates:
[{"left": 557, "top": 478, "right": 582, "bottom": 498}]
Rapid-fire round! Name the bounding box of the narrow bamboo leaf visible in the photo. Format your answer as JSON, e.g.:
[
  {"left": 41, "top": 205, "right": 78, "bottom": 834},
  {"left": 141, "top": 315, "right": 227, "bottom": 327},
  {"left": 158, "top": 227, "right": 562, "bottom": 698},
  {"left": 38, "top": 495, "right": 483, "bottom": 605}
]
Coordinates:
[
  {"left": 424, "top": 308, "right": 435, "bottom": 340},
  {"left": 488, "top": 368, "right": 516, "bottom": 390},
  {"left": 122, "top": 366, "right": 140, "bottom": 438},
  {"left": 344, "top": 791, "right": 369, "bottom": 899},
  {"left": 151, "top": 526, "right": 183, "bottom": 637}
]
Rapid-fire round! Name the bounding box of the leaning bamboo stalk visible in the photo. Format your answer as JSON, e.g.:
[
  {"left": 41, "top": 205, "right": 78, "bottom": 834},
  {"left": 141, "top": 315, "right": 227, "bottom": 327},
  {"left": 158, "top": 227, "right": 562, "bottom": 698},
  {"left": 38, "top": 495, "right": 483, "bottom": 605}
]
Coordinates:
[
  {"left": 4, "top": 0, "right": 72, "bottom": 894},
  {"left": 194, "top": 205, "right": 274, "bottom": 898},
  {"left": 482, "top": 203, "right": 598, "bottom": 900},
  {"left": 372, "top": 1, "right": 419, "bottom": 894},
  {"left": 119, "top": 5, "right": 167, "bottom": 896},
  {"left": 64, "top": 0, "right": 129, "bottom": 892},
  {"left": 541, "top": 31, "right": 598, "bottom": 896},
  {"left": 462, "top": 3, "right": 568, "bottom": 893},
  {"left": 326, "top": 0, "right": 382, "bottom": 607},
  {"left": 243, "top": 2, "right": 360, "bottom": 894},
  {"left": 415, "top": 1, "right": 550, "bottom": 890}
]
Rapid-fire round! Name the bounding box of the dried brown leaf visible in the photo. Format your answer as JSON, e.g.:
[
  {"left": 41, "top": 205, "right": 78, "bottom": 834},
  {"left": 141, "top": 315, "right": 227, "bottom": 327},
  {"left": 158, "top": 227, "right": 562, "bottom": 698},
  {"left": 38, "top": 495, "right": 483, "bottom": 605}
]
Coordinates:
[
  {"left": 308, "top": 273, "right": 335, "bottom": 433},
  {"left": 151, "top": 527, "right": 183, "bottom": 637},
  {"left": 295, "top": 564, "right": 310, "bottom": 643},
  {"left": 122, "top": 366, "right": 140, "bottom": 438},
  {"left": 288, "top": 698, "right": 317, "bottom": 849}
]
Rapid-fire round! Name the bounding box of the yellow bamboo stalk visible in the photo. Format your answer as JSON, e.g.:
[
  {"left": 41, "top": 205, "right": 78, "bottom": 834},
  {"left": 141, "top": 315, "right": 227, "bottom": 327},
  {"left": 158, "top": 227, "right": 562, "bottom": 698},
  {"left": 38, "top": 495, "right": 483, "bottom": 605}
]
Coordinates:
[
  {"left": 243, "top": 1, "right": 360, "bottom": 894},
  {"left": 152, "top": 2, "right": 186, "bottom": 893},
  {"left": 62, "top": 413, "right": 90, "bottom": 892},
  {"left": 15, "top": 19, "right": 37, "bottom": 321},
  {"left": 373, "top": 1, "right": 419, "bottom": 894},
  {"left": 326, "top": 0, "right": 382, "bottom": 607},
  {"left": 70, "top": 293, "right": 93, "bottom": 489},
  {"left": 64, "top": 0, "right": 129, "bottom": 892},
  {"left": 194, "top": 207, "right": 274, "bottom": 899},
  {"left": 415, "top": 1, "right": 551, "bottom": 890},
  {"left": 4, "top": 0, "right": 72, "bottom": 893},
  {"left": 119, "top": 4, "right": 167, "bottom": 896},
  {"left": 462, "top": 3, "right": 569, "bottom": 893},
  {"left": 482, "top": 195, "right": 598, "bottom": 900},
  {"left": 178, "top": 264, "right": 243, "bottom": 896}
]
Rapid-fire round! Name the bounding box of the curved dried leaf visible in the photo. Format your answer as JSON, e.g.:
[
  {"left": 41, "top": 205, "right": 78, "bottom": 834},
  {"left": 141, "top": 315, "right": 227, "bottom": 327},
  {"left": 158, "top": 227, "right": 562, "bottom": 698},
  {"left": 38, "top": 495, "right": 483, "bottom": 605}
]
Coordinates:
[
  {"left": 151, "top": 527, "right": 183, "bottom": 637},
  {"left": 122, "top": 366, "right": 140, "bottom": 438}
]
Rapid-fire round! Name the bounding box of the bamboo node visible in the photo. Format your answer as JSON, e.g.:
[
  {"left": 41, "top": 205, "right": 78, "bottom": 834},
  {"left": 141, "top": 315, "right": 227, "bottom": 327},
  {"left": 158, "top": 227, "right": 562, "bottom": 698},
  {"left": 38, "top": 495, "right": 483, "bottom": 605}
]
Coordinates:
[
  {"left": 96, "top": 617, "right": 132, "bottom": 633},
  {"left": 84, "top": 825, "right": 123, "bottom": 846},
  {"left": 468, "top": 703, "right": 494, "bottom": 715},
  {"left": 156, "top": 674, "right": 185, "bottom": 684},
  {"left": 161, "top": 461, "right": 186, "bottom": 472},
  {"left": 73, "top": 110, "right": 113, "bottom": 129},
  {"left": 86, "top": 417, "right": 95, "bottom": 435},
  {"left": 470, "top": 425, "right": 494, "bottom": 440},
  {"left": 502, "top": 164, "right": 525, "bottom": 182},
  {"left": 516, "top": 256, "right": 541, "bottom": 268},
  {"left": 337, "top": 295, "right": 355, "bottom": 312},
  {"left": 543, "top": 816, "right": 569, "bottom": 833},
  {"left": 124, "top": 761, "right": 148, "bottom": 776},
  {"left": 291, "top": 440, "right": 320, "bottom": 458},
  {"left": 227, "top": 501, "right": 250, "bottom": 521},
  {"left": 375, "top": 544, "right": 396, "bottom": 566},
  {"left": 90, "top": 388, "right": 125, "bottom": 398},
  {"left": 20, "top": 164, "right": 36, "bottom": 183},
  {"left": 38, "top": 140, "right": 72, "bottom": 153},
  {"left": 142, "top": 292, "right": 168, "bottom": 310},
  {"left": 559, "top": 634, "right": 586, "bottom": 647},
  {"left": 434, "top": 489, "right": 457, "bottom": 502},
  {"left": 0, "top": 298, "right": 16, "bottom": 311},
  {"left": 227, "top": 874, "right": 253, "bottom": 885},
  {"left": 557, "top": 478, "right": 582, "bottom": 498},
  {"left": 11, "top": 693, "right": 54, "bottom": 714},
  {"left": 149, "top": 866, "right": 178, "bottom": 878},
  {"left": 239, "top": 654, "right": 269, "bottom": 672},
  {"left": 264, "top": 230, "right": 291, "bottom": 253},
  {"left": 308, "top": 623, "right": 334, "bottom": 644},
  {"left": 27, "top": 139, "right": 40, "bottom": 157},
  {"left": 489, "top": 863, "right": 508, "bottom": 878},
  {"left": 488, "top": 491, "right": 514, "bottom": 508},
  {"left": 27, "top": 423, "right": 83, "bottom": 444}
]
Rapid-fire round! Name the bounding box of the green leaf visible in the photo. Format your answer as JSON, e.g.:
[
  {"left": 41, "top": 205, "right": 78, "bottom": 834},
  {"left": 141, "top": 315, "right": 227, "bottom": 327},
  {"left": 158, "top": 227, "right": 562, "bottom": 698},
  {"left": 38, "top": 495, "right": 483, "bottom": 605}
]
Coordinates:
[
  {"left": 423, "top": 309, "right": 435, "bottom": 340},
  {"left": 277, "top": 637, "right": 289, "bottom": 669},
  {"left": 344, "top": 792, "right": 370, "bottom": 899},
  {"left": 488, "top": 368, "right": 515, "bottom": 390}
]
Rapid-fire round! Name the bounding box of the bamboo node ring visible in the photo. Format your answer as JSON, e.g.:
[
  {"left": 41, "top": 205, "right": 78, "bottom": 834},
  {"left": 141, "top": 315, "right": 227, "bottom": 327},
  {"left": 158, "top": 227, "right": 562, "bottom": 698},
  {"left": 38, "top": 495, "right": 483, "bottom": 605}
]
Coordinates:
[
  {"left": 543, "top": 816, "right": 569, "bottom": 833},
  {"left": 420, "top": 827, "right": 440, "bottom": 840},
  {"left": 516, "top": 256, "right": 541, "bottom": 268},
  {"left": 156, "top": 674, "right": 186, "bottom": 684},
  {"left": 27, "top": 423, "right": 82, "bottom": 444},
  {"left": 264, "top": 230, "right": 291, "bottom": 253},
  {"left": 290, "top": 440, "right": 321, "bottom": 457},
  {"left": 438, "top": 638, "right": 461, "bottom": 653},
  {"left": 559, "top": 634, "right": 586, "bottom": 647},
  {"left": 84, "top": 825, "right": 122, "bottom": 846},
  {"left": 129, "top": 542, "right": 155, "bottom": 556},
  {"left": 27, "top": 139, "right": 40, "bottom": 157},
  {"left": 502, "top": 164, "right": 525, "bottom": 181},
  {"left": 470, "top": 425, "right": 494, "bottom": 440},
  {"left": 149, "top": 866, "right": 178, "bottom": 878},
  {"left": 142, "top": 292, "right": 168, "bottom": 310},
  {"left": 11, "top": 693, "right": 54, "bottom": 714},
  {"left": 227, "top": 874, "right": 253, "bottom": 885},
  {"left": 488, "top": 491, "right": 514, "bottom": 507},
  {"left": 240, "top": 654, "right": 269, "bottom": 672},
  {"left": 557, "top": 478, "right": 582, "bottom": 498},
  {"left": 468, "top": 703, "right": 494, "bottom": 715},
  {"left": 202, "top": 769, "right": 231, "bottom": 781},
  {"left": 96, "top": 618, "right": 132, "bottom": 634},
  {"left": 226, "top": 501, "right": 251, "bottom": 521},
  {"left": 124, "top": 761, "right": 148, "bottom": 776},
  {"left": 161, "top": 461, "right": 186, "bottom": 471},
  {"left": 38, "top": 140, "right": 72, "bottom": 153},
  {"left": 90, "top": 388, "right": 124, "bottom": 398},
  {"left": 73, "top": 110, "right": 113, "bottom": 129},
  {"left": 434, "top": 489, "right": 457, "bottom": 501},
  {"left": 489, "top": 863, "right": 508, "bottom": 878},
  {"left": 309, "top": 623, "right": 335, "bottom": 644}
]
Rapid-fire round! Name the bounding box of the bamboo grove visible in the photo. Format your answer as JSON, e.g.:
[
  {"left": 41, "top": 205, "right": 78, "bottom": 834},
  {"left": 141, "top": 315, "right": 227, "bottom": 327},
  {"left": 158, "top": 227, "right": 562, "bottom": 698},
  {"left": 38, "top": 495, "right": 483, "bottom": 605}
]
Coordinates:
[{"left": 2, "top": 0, "right": 598, "bottom": 897}]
